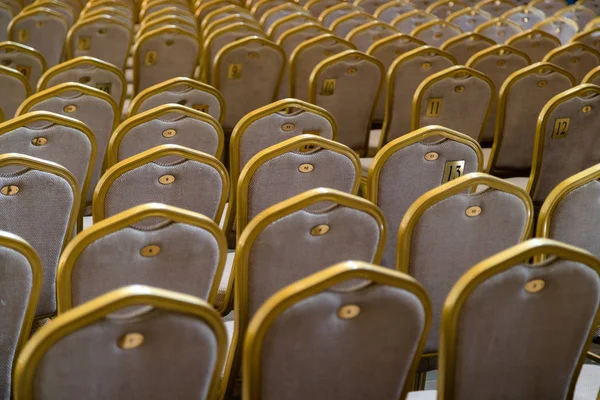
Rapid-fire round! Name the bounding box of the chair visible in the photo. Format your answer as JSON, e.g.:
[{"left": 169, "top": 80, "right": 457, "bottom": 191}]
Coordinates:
[
  {"left": 0, "top": 64, "right": 30, "bottom": 120},
  {"left": 346, "top": 21, "right": 398, "bottom": 52},
  {"left": 0, "top": 154, "right": 79, "bottom": 317},
  {"left": 474, "top": 0, "right": 515, "bottom": 16},
  {"left": 578, "top": 0, "right": 600, "bottom": 15},
  {"left": 374, "top": 0, "right": 416, "bottom": 24},
  {"left": 412, "top": 20, "right": 462, "bottom": 48},
  {"left": 22, "top": 1, "right": 75, "bottom": 27},
  {"left": 212, "top": 36, "right": 285, "bottom": 131},
  {"left": 133, "top": 25, "right": 199, "bottom": 94},
  {"left": 0, "top": 231, "right": 41, "bottom": 400},
  {"left": 195, "top": 0, "right": 234, "bottom": 23},
  {"left": 529, "top": 0, "right": 567, "bottom": 15},
  {"left": 289, "top": 34, "right": 355, "bottom": 101},
  {"left": 241, "top": 262, "right": 430, "bottom": 400},
  {"left": 330, "top": 11, "right": 376, "bottom": 38},
  {"left": 501, "top": 5, "right": 546, "bottom": 30},
  {"left": 204, "top": 15, "right": 260, "bottom": 39},
  {"left": 353, "top": 0, "right": 393, "bottom": 15},
  {"left": 543, "top": 43, "right": 600, "bottom": 83},
  {"left": 13, "top": 285, "right": 227, "bottom": 400},
  {"left": 37, "top": 56, "right": 127, "bottom": 110},
  {"left": 140, "top": 16, "right": 195, "bottom": 39},
  {"left": 570, "top": 28, "right": 600, "bottom": 53},
  {"left": 81, "top": 7, "right": 134, "bottom": 27},
  {"left": 236, "top": 134, "right": 361, "bottom": 237},
  {"left": 127, "top": 77, "right": 225, "bottom": 123},
  {"left": 438, "top": 239, "right": 600, "bottom": 399},
  {"left": 108, "top": 104, "right": 224, "bottom": 167},
  {"left": 1, "top": 0, "right": 20, "bottom": 15},
  {"left": 506, "top": 28, "right": 561, "bottom": 62},
  {"left": 527, "top": 84, "right": 600, "bottom": 205},
  {"left": 0, "top": 4, "right": 12, "bottom": 42},
  {"left": 465, "top": 44, "right": 531, "bottom": 145},
  {"left": 319, "top": 2, "right": 359, "bottom": 28},
  {"left": 251, "top": 0, "right": 288, "bottom": 20},
  {"left": 440, "top": 32, "right": 496, "bottom": 64},
  {"left": 366, "top": 33, "right": 426, "bottom": 125},
  {"left": 583, "top": 64, "right": 600, "bottom": 85},
  {"left": 486, "top": 62, "right": 575, "bottom": 177},
  {"left": 308, "top": 50, "right": 383, "bottom": 156},
  {"left": 425, "top": 0, "right": 465, "bottom": 18},
  {"left": 8, "top": 8, "right": 68, "bottom": 66},
  {"left": 267, "top": 12, "right": 318, "bottom": 40},
  {"left": 380, "top": 46, "right": 456, "bottom": 147},
  {"left": 391, "top": 10, "right": 438, "bottom": 34},
  {"left": 446, "top": 8, "right": 493, "bottom": 32},
  {"left": 556, "top": 5, "right": 596, "bottom": 31},
  {"left": 474, "top": 17, "right": 523, "bottom": 43},
  {"left": 367, "top": 125, "right": 483, "bottom": 268},
  {"left": 17, "top": 83, "right": 119, "bottom": 203},
  {"left": 0, "top": 41, "right": 46, "bottom": 88},
  {"left": 261, "top": 3, "right": 307, "bottom": 30},
  {"left": 532, "top": 15, "right": 578, "bottom": 44},
  {"left": 397, "top": 172, "right": 533, "bottom": 372},
  {"left": 412, "top": 65, "right": 494, "bottom": 142}
]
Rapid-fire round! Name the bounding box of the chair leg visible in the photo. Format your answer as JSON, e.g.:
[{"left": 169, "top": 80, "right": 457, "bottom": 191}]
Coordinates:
[{"left": 413, "top": 372, "right": 427, "bottom": 391}]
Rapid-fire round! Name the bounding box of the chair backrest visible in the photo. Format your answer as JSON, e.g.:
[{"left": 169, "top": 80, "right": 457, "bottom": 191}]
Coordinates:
[
  {"left": 543, "top": 43, "right": 600, "bottom": 83},
  {"left": 17, "top": 82, "right": 119, "bottom": 203},
  {"left": 570, "top": 28, "right": 600, "bottom": 54},
  {"left": 0, "top": 5, "right": 13, "bottom": 42},
  {"left": 8, "top": 8, "right": 68, "bottom": 67},
  {"left": 412, "top": 65, "right": 494, "bottom": 142},
  {"left": 367, "top": 125, "right": 483, "bottom": 268},
  {"left": 133, "top": 25, "right": 199, "bottom": 94},
  {"left": 532, "top": 15, "right": 578, "bottom": 44},
  {"left": 398, "top": 172, "right": 533, "bottom": 353},
  {"left": 506, "top": 28, "right": 561, "bottom": 62},
  {"left": 308, "top": 50, "right": 383, "bottom": 155},
  {"left": 447, "top": 8, "right": 493, "bottom": 32},
  {"left": 213, "top": 36, "right": 285, "bottom": 130},
  {"left": 486, "top": 62, "right": 575, "bottom": 176},
  {"left": 0, "top": 64, "right": 31, "bottom": 120},
  {"left": 465, "top": 44, "right": 531, "bottom": 144},
  {"left": 391, "top": 10, "right": 438, "bottom": 34},
  {"left": 556, "top": 5, "right": 595, "bottom": 31},
  {"left": 346, "top": 21, "right": 398, "bottom": 52},
  {"left": 320, "top": 2, "right": 358, "bottom": 27},
  {"left": 81, "top": 7, "right": 134, "bottom": 27},
  {"left": 412, "top": 20, "right": 463, "bottom": 47},
  {"left": 425, "top": 0, "right": 465, "bottom": 18},
  {"left": 475, "top": 0, "right": 515, "bottom": 16},
  {"left": 579, "top": 0, "right": 600, "bottom": 15},
  {"left": 0, "top": 154, "right": 79, "bottom": 317},
  {"left": 236, "top": 134, "right": 361, "bottom": 237},
  {"left": 330, "top": 11, "right": 375, "bottom": 38},
  {"left": 474, "top": 17, "right": 524, "bottom": 43},
  {"left": 37, "top": 56, "right": 127, "bottom": 109},
  {"left": 381, "top": 46, "right": 456, "bottom": 147},
  {"left": 109, "top": 104, "right": 223, "bottom": 167},
  {"left": 289, "top": 34, "right": 355, "bottom": 101},
  {"left": 13, "top": 285, "right": 227, "bottom": 400},
  {"left": 138, "top": 15, "right": 197, "bottom": 39},
  {"left": 261, "top": 3, "right": 306, "bottom": 29},
  {"left": 501, "top": 5, "right": 546, "bottom": 30},
  {"left": 268, "top": 12, "right": 317, "bottom": 40},
  {"left": 529, "top": 0, "right": 567, "bottom": 16},
  {"left": 57, "top": 203, "right": 226, "bottom": 312},
  {"left": 0, "top": 41, "right": 46, "bottom": 88},
  {"left": 440, "top": 32, "right": 496, "bottom": 64},
  {"left": 0, "top": 231, "right": 41, "bottom": 400},
  {"left": 527, "top": 84, "right": 600, "bottom": 204},
  {"left": 252, "top": 0, "right": 287, "bottom": 20},
  {"left": 127, "top": 77, "right": 225, "bottom": 123},
  {"left": 94, "top": 144, "right": 229, "bottom": 224},
  {"left": 242, "top": 262, "right": 431, "bottom": 400},
  {"left": 375, "top": 0, "right": 416, "bottom": 23},
  {"left": 438, "top": 239, "right": 600, "bottom": 399}
]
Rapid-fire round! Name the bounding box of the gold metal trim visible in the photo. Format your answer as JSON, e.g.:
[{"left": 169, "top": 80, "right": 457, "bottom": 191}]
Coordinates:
[
  {"left": 439, "top": 32, "right": 496, "bottom": 53},
  {"left": 365, "top": 32, "right": 426, "bottom": 57},
  {"left": 542, "top": 42, "right": 600, "bottom": 69},
  {"left": 390, "top": 9, "right": 437, "bottom": 31},
  {"left": 267, "top": 12, "right": 318, "bottom": 37},
  {"left": 275, "top": 20, "right": 330, "bottom": 48},
  {"left": 411, "top": 19, "right": 463, "bottom": 39},
  {"left": 345, "top": 19, "right": 395, "bottom": 44},
  {"left": 582, "top": 65, "right": 600, "bottom": 85},
  {"left": 0, "top": 63, "right": 31, "bottom": 100},
  {"left": 8, "top": 8, "right": 69, "bottom": 46},
  {"left": 531, "top": 15, "right": 580, "bottom": 35},
  {"left": 506, "top": 28, "right": 561, "bottom": 50},
  {"left": 318, "top": 1, "right": 355, "bottom": 25},
  {"left": 137, "top": 15, "right": 197, "bottom": 40},
  {"left": 473, "top": 16, "right": 524, "bottom": 37},
  {"left": 259, "top": 2, "right": 304, "bottom": 26},
  {"left": 329, "top": 10, "right": 373, "bottom": 33},
  {"left": 465, "top": 43, "right": 532, "bottom": 68},
  {"left": 0, "top": 41, "right": 47, "bottom": 82}
]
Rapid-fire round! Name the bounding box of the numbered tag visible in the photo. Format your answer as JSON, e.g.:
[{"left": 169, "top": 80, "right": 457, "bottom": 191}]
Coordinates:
[
  {"left": 192, "top": 104, "right": 209, "bottom": 113},
  {"left": 144, "top": 51, "right": 157, "bottom": 66},
  {"left": 78, "top": 36, "right": 91, "bottom": 50},
  {"left": 441, "top": 160, "right": 465, "bottom": 184},
  {"left": 228, "top": 63, "right": 242, "bottom": 79},
  {"left": 17, "top": 30, "right": 28, "bottom": 42},
  {"left": 426, "top": 98, "right": 442, "bottom": 117},
  {"left": 16, "top": 65, "right": 31, "bottom": 79},
  {"left": 95, "top": 82, "right": 112, "bottom": 94},
  {"left": 321, "top": 79, "right": 336, "bottom": 96},
  {"left": 551, "top": 117, "right": 569, "bottom": 139}
]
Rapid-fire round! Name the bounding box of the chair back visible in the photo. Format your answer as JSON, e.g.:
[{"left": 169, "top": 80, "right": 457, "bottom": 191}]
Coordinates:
[
  {"left": 375, "top": 0, "right": 416, "bottom": 23},
  {"left": 440, "top": 32, "right": 495, "bottom": 64},
  {"left": 474, "top": 17, "right": 523, "bottom": 43},
  {"left": 532, "top": 15, "right": 578, "bottom": 44},
  {"left": 475, "top": 0, "right": 515, "bottom": 17},
  {"left": 447, "top": 8, "right": 493, "bottom": 32},
  {"left": 543, "top": 43, "right": 600, "bottom": 83},
  {"left": 506, "top": 28, "right": 560, "bottom": 62},
  {"left": 425, "top": 0, "right": 465, "bottom": 18},
  {"left": 0, "top": 41, "right": 46, "bottom": 88},
  {"left": 529, "top": 0, "right": 567, "bottom": 16},
  {"left": 501, "top": 6, "right": 546, "bottom": 30},
  {"left": 391, "top": 10, "right": 437, "bottom": 34},
  {"left": 412, "top": 20, "right": 463, "bottom": 47},
  {"left": 0, "top": 64, "right": 31, "bottom": 119},
  {"left": 346, "top": 21, "right": 398, "bottom": 52},
  {"left": 556, "top": 5, "right": 595, "bottom": 30}
]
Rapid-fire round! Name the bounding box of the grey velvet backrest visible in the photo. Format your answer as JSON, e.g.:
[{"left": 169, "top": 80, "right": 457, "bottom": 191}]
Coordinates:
[
  {"left": 506, "top": 28, "right": 561, "bottom": 62},
  {"left": 412, "top": 65, "right": 494, "bottom": 142},
  {"left": 268, "top": 13, "right": 317, "bottom": 41},
  {"left": 501, "top": 6, "right": 546, "bottom": 30},
  {"left": 487, "top": 62, "right": 575, "bottom": 176},
  {"left": 0, "top": 154, "right": 79, "bottom": 317},
  {"left": 412, "top": 20, "right": 463, "bottom": 48},
  {"left": 438, "top": 239, "right": 600, "bottom": 400},
  {"left": 474, "top": 18, "right": 524, "bottom": 44},
  {"left": 346, "top": 21, "right": 398, "bottom": 53},
  {"left": 8, "top": 8, "right": 68, "bottom": 67},
  {"left": 474, "top": 0, "right": 513, "bottom": 17},
  {"left": 426, "top": 0, "right": 464, "bottom": 19},
  {"left": 0, "top": 5, "right": 12, "bottom": 42},
  {"left": 556, "top": 5, "right": 595, "bottom": 31},
  {"left": 529, "top": 0, "right": 567, "bottom": 16},
  {"left": 543, "top": 43, "right": 600, "bottom": 83},
  {"left": 398, "top": 172, "right": 533, "bottom": 354},
  {"left": 236, "top": 134, "right": 361, "bottom": 237},
  {"left": 13, "top": 285, "right": 227, "bottom": 400},
  {"left": 532, "top": 16, "right": 578, "bottom": 44},
  {"left": 374, "top": 1, "right": 416, "bottom": 24},
  {"left": 17, "top": 83, "right": 119, "bottom": 204},
  {"left": 446, "top": 8, "right": 493, "bottom": 32},
  {"left": 57, "top": 203, "right": 227, "bottom": 313},
  {"left": 93, "top": 144, "right": 229, "bottom": 225},
  {"left": 308, "top": 50, "right": 383, "bottom": 156},
  {"left": 392, "top": 10, "right": 438, "bottom": 34},
  {"left": 0, "top": 64, "right": 31, "bottom": 119},
  {"left": 0, "top": 231, "right": 41, "bottom": 400},
  {"left": 439, "top": 32, "right": 495, "bottom": 65},
  {"left": 570, "top": 28, "right": 600, "bottom": 54},
  {"left": 242, "top": 262, "right": 431, "bottom": 400},
  {"left": 319, "top": 2, "right": 358, "bottom": 27},
  {"left": 331, "top": 11, "right": 375, "bottom": 38},
  {"left": 0, "top": 41, "right": 46, "bottom": 88},
  {"left": 261, "top": 3, "right": 306, "bottom": 30},
  {"left": 528, "top": 84, "right": 600, "bottom": 204},
  {"left": 212, "top": 36, "right": 285, "bottom": 131},
  {"left": 367, "top": 126, "right": 483, "bottom": 268}
]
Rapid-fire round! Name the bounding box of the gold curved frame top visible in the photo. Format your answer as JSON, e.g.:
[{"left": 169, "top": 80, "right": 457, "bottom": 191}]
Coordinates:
[
  {"left": 37, "top": 56, "right": 127, "bottom": 108},
  {"left": 532, "top": 15, "right": 580, "bottom": 33},
  {"left": 367, "top": 125, "right": 484, "bottom": 205},
  {"left": 137, "top": 14, "right": 197, "bottom": 40},
  {"left": 194, "top": 0, "right": 232, "bottom": 23},
  {"left": 259, "top": 2, "right": 305, "bottom": 26},
  {"left": 139, "top": 0, "right": 188, "bottom": 20},
  {"left": 308, "top": 49, "right": 384, "bottom": 155},
  {"left": 0, "top": 41, "right": 47, "bottom": 77},
  {"left": 329, "top": 10, "right": 373, "bottom": 32},
  {"left": 275, "top": 20, "right": 330, "bottom": 47},
  {"left": 585, "top": 16, "right": 600, "bottom": 31},
  {"left": 373, "top": 0, "right": 414, "bottom": 20},
  {"left": 318, "top": 1, "right": 356, "bottom": 25},
  {"left": 250, "top": 0, "right": 281, "bottom": 16},
  {"left": 411, "top": 19, "right": 463, "bottom": 38},
  {"left": 439, "top": 32, "right": 496, "bottom": 52},
  {"left": 446, "top": 7, "right": 492, "bottom": 25},
  {"left": 204, "top": 13, "right": 260, "bottom": 39},
  {"left": 0, "top": 2, "right": 13, "bottom": 18},
  {"left": 56, "top": 202, "right": 227, "bottom": 313},
  {"left": 8, "top": 8, "right": 70, "bottom": 42},
  {"left": 390, "top": 9, "right": 438, "bottom": 30},
  {"left": 241, "top": 261, "right": 432, "bottom": 400},
  {"left": 500, "top": 5, "right": 546, "bottom": 20},
  {"left": 266, "top": 12, "right": 318, "bottom": 38},
  {"left": 0, "top": 63, "right": 31, "bottom": 101},
  {"left": 438, "top": 238, "right": 600, "bottom": 399},
  {"left": 107, "top": 103, "right": 224, "bottom": 166},
  {"left": 200, "top": 4, "right": 247, "bottom": 32},
  {"left": 13, "top": 285, "right": 227, "bottom": 400},
  {"left": 425, "top": 0, "right": 467, "bottom": 14},
  {"left": 236, "top": 134, "right": 362, "bottom": 238},
  {"left": 22, "top": 1, "right": 74, "bottom": 23},
  {"left": 542, "top": 42, "right": 600, "bottom": 66},
  {"left": 582, "top": 64, "right": 600, "bottom": 84},
  {"left": 85, "top": 0, "right": 135, "bottom": 14},
  {"left": 92, "top": 144, "right": 229, "bottom": 224},
  {"left": 146, "top": 6, "right": 192, "bottom": 23},
  {"left": 411, "top": 65, "right": 495, "bottom": 142},
  {"left": 473, "top": 17, "right": 524, "bottom": 36},
  {"left": 80, "top": 7, "right": 134, "bottom": 25},
  {"left": 465, "top": 43, "right": 532, "bottom": 68},
  {"left": 570, "top": 27, "right": 600, "bottom": 46},
  {"left": 526, "top": 83, "right": 600, "bottom": 200},
  {"left": 365, "top": 32, "right": 426, "bottom": 56},
  {"left": 556, "top": 4, "right": 595, "bottom": 20},
  {"left": 127, "top": 76, "right": 226, "bottom": 122},
  {"left": 506, "top": 28, "right": 562, "bottom": 49},
  {"left": 66, "top": 16, "right": 133, "bottom": 65},
  {"left": 345, "top": 20, "right": 396, "bottom": 43},
  {"left": 396, "top": 172, "right": 534, "bottom": 271},
  {"left": 474, "top": 0, "right": 516, "bottom": 10}
]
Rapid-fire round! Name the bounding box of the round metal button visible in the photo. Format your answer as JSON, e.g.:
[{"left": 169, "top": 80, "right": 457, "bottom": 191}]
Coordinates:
[
  {"left": 78, "top": 76, "right": 91, "bottom": 83},
  {"left": 424, "top": 151, "right": 439, "bottom": 161},
  {"left": 571, "top": 57, "right": 579, "bottom": 64},
  {"left": 281, "top": 123, "right": 295, "bottom": 131},
  {"left": 582, "top": 105, "right": 592, "bottom": 113},
  {"left": 0, "top": 185, "right": 19, "bottom": 196},
  {"left": 465, "top": 205, "right": 482, "bottom": 217},
  {"left": 63, "top": 104, "right": 77, "bottom": 113},
  {"left": 347, "top": 67, "right": 357, "bottom": 75},
  {"left": 31, "top": 137, "right": 48, "bottom": 146},
  {"left": 537, "top": 80, "right": 547, "bottom": 87},
  {"left": 338, "top": 304, "right": 360, "bottom": 320},
  {"left": 454, "top": 85, "right": 465, "bottom": 93},
  {"left": 525, "top": 279, "right": 545, "bottom": 293},
  {"left": 422, "top": 62, "right": 431, "bottom": 70},
  {"left": 248, "top": 52, "right": 258, "bottom": 59},
  {"left": 496, "top": 60, "right": 506, "bottom": 67},
  {"left": 298, "top": 163, "right": 314, "bottom": 173},
  {"left": 140, "top": 244, "right": 161, "bottom": 257},
  {"left": 158, "top": 174, "right": 175, "bottom": 185},
  {"left": 118, "top": 332, "right": 144, "bottom": 349},
  {"left": 162, "top": 129, "right": 176, "bottom": 138},
  {"left": 310, "top": 224, "right": 329, "bottom": 236}
]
